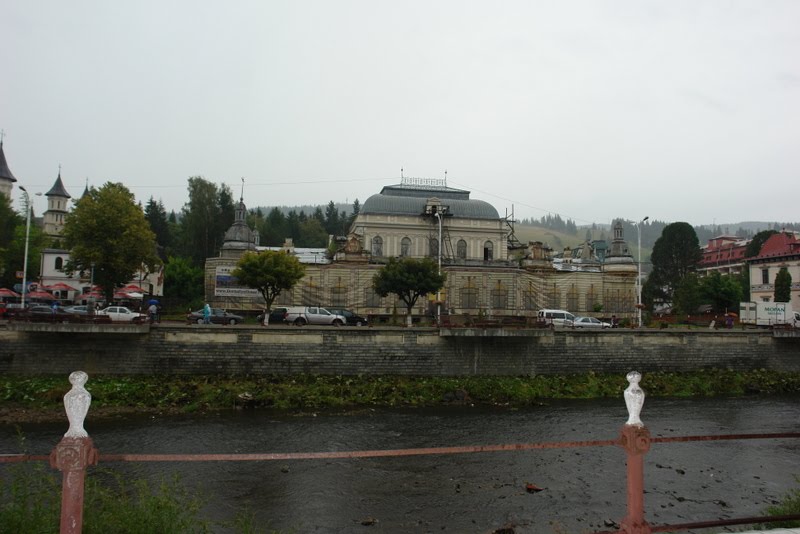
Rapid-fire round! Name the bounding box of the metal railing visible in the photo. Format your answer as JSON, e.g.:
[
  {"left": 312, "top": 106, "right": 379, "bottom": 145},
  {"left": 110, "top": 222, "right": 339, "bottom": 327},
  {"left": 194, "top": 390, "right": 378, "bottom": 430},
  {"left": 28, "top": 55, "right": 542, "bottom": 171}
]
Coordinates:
[{"left": 1, "top": 370, "right": 799, "bottom": 534}]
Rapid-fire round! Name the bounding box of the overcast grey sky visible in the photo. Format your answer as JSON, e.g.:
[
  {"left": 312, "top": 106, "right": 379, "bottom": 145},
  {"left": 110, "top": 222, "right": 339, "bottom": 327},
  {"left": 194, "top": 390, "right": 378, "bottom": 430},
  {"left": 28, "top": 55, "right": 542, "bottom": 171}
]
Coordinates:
[{"left": 2, "top": 1, "right": 798, "bottom": 227}]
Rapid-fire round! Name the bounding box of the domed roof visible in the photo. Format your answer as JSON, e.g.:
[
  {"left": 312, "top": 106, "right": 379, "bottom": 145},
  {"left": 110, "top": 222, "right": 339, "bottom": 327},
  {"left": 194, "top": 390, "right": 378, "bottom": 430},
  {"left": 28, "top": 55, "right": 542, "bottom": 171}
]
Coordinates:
[{"left": 361, "top": 183, "right": 499, "bottom": 220}]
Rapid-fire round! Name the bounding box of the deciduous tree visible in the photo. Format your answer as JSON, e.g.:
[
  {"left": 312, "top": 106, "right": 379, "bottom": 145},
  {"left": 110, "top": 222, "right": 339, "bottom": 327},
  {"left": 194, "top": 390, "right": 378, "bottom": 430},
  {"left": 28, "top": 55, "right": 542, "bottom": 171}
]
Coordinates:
[
  {"left": 373, "top": 257, "right": 445, "bottom": 325},
  {"left": 231, "top": 250, "right": 306, "bottom": 316},
  {"left": 63, "top": 183, "right": 160, "bottom": 303},
  {"left": 163, "top": 256, "right": 204, "bottom": 307}
]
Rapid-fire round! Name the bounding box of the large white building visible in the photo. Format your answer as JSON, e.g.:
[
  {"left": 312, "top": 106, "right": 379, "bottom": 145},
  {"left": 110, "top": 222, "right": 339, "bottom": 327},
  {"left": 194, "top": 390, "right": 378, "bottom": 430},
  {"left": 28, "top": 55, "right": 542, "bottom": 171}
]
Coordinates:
[{"left": 205, "top": 177, "right": 638, "bottom": 321}]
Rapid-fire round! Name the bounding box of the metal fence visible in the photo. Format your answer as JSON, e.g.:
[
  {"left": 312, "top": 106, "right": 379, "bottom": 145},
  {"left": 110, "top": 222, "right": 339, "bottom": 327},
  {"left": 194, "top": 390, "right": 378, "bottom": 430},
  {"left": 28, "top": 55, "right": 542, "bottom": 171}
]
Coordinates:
[{"left": 2, "top": 370, "right": 799, "bottom": 534}]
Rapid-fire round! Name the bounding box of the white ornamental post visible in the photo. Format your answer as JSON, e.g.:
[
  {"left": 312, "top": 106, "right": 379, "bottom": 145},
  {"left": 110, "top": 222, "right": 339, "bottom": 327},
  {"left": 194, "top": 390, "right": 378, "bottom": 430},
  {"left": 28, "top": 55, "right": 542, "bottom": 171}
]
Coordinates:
[
  {"left": 50, "top": 371, "right": 98, "bottom": 534},
  {"left": 618, "top": 371, "right": 652, "bottom": 534}
]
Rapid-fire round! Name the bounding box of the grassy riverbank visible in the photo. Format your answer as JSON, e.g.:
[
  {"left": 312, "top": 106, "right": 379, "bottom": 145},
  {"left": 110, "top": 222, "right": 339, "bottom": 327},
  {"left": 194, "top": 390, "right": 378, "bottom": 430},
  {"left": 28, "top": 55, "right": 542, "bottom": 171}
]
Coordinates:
[{"left": 2, "top": 369, "right": 800, "bottom": 422}]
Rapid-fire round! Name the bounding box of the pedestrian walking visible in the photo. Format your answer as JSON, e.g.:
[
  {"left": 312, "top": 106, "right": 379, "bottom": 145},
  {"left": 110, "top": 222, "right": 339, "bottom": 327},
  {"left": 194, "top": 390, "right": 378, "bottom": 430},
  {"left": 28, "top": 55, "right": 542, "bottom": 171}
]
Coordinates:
[{"left": 203, "top": 303, "right": 211, "bottom": 325}]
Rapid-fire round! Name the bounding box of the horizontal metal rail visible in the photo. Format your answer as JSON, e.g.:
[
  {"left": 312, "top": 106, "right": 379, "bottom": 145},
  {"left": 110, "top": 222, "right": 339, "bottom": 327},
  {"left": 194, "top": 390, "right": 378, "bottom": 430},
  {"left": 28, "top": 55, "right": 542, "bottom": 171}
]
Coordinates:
[{"left": 4, "top": 432, "right": 798, "bottom": 464}]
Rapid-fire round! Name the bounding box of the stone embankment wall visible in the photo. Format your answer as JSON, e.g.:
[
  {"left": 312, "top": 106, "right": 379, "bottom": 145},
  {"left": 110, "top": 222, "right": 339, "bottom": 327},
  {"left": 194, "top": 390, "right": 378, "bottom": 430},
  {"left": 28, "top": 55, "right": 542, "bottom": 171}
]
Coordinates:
[{"left": 0, "top": 324, "right": 798, "bottom": 376}]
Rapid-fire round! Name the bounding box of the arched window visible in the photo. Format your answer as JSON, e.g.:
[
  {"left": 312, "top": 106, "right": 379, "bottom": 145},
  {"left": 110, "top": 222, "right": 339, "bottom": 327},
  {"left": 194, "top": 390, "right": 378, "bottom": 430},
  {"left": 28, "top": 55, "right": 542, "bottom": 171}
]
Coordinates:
[
  {"left": 372, "top": 236, "right": 383, "bottom": 257},
  {"left": 483, "top": 241, "right": 493, "bottom": 261},
  {"left": 400, "top": 237, "right": 411, "bottom": 257},
  {"left": 55, "top": 257, "right": 64, "bottom": 270},
  {"left": 457, "top": 239, "right": 467, "bottom": 260},
  {"left": 429, "top": 238, "right": 439, "bottom": 258}
]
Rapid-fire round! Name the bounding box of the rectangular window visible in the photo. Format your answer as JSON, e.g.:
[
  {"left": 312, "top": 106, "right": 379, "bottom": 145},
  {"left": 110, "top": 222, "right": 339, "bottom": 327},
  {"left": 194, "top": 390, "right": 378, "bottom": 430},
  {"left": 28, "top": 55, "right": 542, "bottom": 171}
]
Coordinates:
[
  {"left": 761, "top": 268, "right": 769, "bottom": 285},
  {"left": 460, "top": 287, "right": 479, "bottom": 309},
  {"left": 365, "top": 288, "right": 382, "bottom": 308},
  {"left": 585, "top": 292, "right": 595, "bottom": 312},
  {"left": 522, "top": 290, "right": 536, "bottom": 310},
  {"left": 490, "top": 289, "right": 508, "bottom": 310},
  {"left": 276, "top": 290, "right": 292, "bottom": 305},
  {"left": 566, "top": 291, "right": 579, "bottom": 312},
  {"left": 302, "top": 285, "right": 320, "bottom": 306},
  {"left": 549, "top": 289, "right": 561, "bottom": 309},
  {"left": 331, "top": 287, "right": 347, "bottom": 307}
]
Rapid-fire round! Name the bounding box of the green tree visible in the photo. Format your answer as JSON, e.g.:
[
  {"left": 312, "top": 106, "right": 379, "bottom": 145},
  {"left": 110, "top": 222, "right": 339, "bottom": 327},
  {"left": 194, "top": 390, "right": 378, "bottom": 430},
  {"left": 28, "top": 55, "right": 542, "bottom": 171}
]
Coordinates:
[
  {"left": 646, "top": 222, "right": 702, "bottom": 304},
  {"left": 231, "top": 250, "right": 306, "bottom": 316},
  {"left": 324, "top": 201, "right": 340, "bottom": 236},
  {"left": 260, "top": 207, "right": 286, "bottom": 246},
  {"left": 163, "top": 256, "right": 204, "bottom": 307},
  {"left": 297, "top": 218, "right": 328, "bottom": 247},
  {"left": 774, "top": 267, "right": 792, "bottom": 303},
  {"left": 373, "top": 257, "right": 446, "bottom": 325},
  {"left": 0, "top": 222, "right": 48, "bottom": 291},
  {"left": 699, "top": 271, "right": 743, "bottom": 314},
  {"left": 745, "top": 230, "right": 778, "bottom": 258},
  {"left": 63, "top": 183, "right": 160, "bottom": 303},
  {"left": 738, "top": 269, "right": 750, "bottom": 302},
  {"left": 178, "top": 177, "right": 235, "bottom": 266},
  {"left": 0, "top": 194, "right": 22, "bottom": 287},
  {"left": 348, "top": 198, "right": 360, "bottom": 229},
  {"left": 673, "top": 273, "right": 702, "bottom": 316},
  {"left": 144, "top": 197, "right": 171, "bottom": 259}
]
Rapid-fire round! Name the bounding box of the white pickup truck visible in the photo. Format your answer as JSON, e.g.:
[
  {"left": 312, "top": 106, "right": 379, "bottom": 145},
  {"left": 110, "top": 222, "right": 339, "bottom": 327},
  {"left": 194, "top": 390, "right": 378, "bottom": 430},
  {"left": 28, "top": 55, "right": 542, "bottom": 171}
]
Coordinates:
[{"left": 284, "top": 306, "right": 346, "bottom": 326}]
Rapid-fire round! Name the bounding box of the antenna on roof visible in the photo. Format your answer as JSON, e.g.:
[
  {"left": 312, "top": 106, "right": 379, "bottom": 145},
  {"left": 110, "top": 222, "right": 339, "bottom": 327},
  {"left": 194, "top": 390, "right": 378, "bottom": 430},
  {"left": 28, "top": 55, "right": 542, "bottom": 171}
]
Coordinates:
[
  {"left": 401, "top": 167, "right": 404, "bottom": 179},
  {"left": 240, "top": 177, "right": 245, "bottom": 202},
  {"left": 444, "top": 169, "right": 447, "bottom": 187}
]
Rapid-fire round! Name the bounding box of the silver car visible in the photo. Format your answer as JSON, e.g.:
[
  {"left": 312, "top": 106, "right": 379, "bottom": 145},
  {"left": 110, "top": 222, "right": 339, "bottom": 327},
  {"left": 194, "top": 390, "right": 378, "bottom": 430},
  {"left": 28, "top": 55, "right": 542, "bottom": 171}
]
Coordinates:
[
  {"left": 284, "top": 306, "right": 346, "bottom": 326},
  {"left": 574, "top": 316, "right": 611, "bottom": 329}
]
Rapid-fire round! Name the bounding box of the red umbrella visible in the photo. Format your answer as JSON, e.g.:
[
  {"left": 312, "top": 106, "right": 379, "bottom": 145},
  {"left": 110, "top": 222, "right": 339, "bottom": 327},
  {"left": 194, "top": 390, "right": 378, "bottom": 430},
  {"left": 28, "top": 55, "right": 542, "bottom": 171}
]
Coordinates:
[
  {"left": 0, "top": 288, "right": 20, "bottom": 298},
  {"left": 27, "top": 290, "right": 55, "bottom": 300},
  {"left": 123, "top": 284, "right": 145, "bottom": 292},
  {"left": 44, "top": 282, "right": 78, "bottom": 292}
]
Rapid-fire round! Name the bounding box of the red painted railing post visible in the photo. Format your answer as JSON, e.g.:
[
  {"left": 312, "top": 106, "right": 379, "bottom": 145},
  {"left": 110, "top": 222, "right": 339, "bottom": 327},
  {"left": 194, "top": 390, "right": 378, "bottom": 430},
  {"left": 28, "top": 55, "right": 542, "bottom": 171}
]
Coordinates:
[
  {"left": 618, "top": 371, "right": 652, "bottom": 534},
  {"left": 50, "top": 436, "right": 98, "bottom": 533},
  {"left": 49, "top": 371, "right": 98, "bottom": 534}
]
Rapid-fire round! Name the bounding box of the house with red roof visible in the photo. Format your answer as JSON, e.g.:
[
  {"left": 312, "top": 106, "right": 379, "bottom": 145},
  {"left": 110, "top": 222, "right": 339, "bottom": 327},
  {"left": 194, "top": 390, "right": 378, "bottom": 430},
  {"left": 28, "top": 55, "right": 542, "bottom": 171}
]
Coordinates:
[
  {"left": 747, "top": 231, "right": 800, "bottom": 308},
  {"left": 698, "top": 235, "right": 749, "bottom": 277}
]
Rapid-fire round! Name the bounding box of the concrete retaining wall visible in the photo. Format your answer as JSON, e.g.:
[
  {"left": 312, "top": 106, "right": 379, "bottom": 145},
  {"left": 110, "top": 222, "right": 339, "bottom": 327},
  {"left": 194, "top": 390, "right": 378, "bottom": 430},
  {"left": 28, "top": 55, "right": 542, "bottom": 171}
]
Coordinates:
[{"left": 1, "top": 324, "right": 798, "bottom": 376}]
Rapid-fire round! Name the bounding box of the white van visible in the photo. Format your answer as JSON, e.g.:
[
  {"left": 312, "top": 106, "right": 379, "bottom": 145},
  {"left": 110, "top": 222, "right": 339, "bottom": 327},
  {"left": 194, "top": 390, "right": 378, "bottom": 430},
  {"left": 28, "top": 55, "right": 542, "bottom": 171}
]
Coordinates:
[{"left": 538, "top": 309, "right": 575, "bottom": 327}]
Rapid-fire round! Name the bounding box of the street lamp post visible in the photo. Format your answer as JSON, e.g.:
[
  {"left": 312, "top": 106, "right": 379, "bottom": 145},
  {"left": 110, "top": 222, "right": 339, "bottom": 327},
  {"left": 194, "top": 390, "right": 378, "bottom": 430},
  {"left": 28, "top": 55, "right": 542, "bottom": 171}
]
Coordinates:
[
  {"left": 636, "top": 216, "right": 649, "bottom": 328},
  {"left": 434, "top": 209, "right": 443, "bottom": 323},
  {"left": 19, "top": 186, "right": 32, "bottom": 309}
]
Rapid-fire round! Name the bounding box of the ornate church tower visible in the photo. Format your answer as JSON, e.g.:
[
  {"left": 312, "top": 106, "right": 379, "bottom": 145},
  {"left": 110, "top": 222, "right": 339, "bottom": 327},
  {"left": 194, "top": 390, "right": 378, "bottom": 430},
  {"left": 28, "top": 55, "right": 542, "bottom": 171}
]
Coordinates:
[
  {"left": 43, "top": 169, "right": 71, "bottom": 238},
  {"left": 0, "top": 136, "right": 18, "bottom": 200},
  {"left": 220, "top": 194, "right": 257, "bottom": 258}
]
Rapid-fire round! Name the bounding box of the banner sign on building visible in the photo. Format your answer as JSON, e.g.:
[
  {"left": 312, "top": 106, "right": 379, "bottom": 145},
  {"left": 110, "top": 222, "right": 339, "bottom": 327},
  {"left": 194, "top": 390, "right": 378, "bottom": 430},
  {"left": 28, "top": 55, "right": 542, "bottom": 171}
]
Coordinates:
[{"left": 214, "top": 266, "right": 259, "bottom": 297}]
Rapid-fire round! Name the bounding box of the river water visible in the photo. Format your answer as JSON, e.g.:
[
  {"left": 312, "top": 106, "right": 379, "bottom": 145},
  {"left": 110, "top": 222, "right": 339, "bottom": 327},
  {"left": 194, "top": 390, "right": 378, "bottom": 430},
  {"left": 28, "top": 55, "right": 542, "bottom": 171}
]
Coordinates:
[{"left": 2, "top": 396, "right": 799, "bottom": 533}]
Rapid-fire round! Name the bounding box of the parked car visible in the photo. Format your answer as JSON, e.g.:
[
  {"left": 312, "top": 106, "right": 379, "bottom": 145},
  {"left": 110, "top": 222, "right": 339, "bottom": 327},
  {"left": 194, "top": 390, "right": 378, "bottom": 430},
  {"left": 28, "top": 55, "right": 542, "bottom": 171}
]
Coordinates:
[
  {"left": 326, "top": 308, "right": 368, "bottom": 326},
  {"left": 23, "top": 305, "right": 79, "bottom": 323},
  {"left": 186, "top": 308, "right": 244, "bottom": 325},
  {"left": 537, "top": 309, "right": 575, "bottom": 327},
  {"left": 574, "top": 316, "right": 611, "bottom": 329},
  {"left": 63, "top": 305, "right": 90, "bottom": 315},
  {"left": 284, "top": 306, "right": 346, "bottom": 326},
  {"left": 256, "top": 306, "right": 289, "bottom": 325},
  {"left": 98, "top": 306, "right": 147, "bottom": 323}
]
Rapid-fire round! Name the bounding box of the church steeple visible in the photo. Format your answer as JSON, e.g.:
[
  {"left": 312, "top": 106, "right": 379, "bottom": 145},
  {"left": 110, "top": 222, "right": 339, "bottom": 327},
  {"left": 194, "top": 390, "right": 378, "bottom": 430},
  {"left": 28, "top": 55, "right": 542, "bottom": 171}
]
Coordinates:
[
  {"left": 43, "top": 167, "right": 72, "bottom": 238},
  {"left": 0, "top": 134, "right": 18, "bottom": 200}
]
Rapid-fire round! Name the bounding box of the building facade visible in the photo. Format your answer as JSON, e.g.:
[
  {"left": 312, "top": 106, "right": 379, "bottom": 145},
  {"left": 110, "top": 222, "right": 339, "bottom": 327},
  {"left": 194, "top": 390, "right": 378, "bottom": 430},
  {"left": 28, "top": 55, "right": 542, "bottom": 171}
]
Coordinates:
[
  {"left": 698, "top": 235, "right": 749, "bottom": 277},
  {"left": 747, "top": 231, "right": 800, "bottom": 309},
  {"left": 205, "top": 178, "right": 638, "bottom": 320}
]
